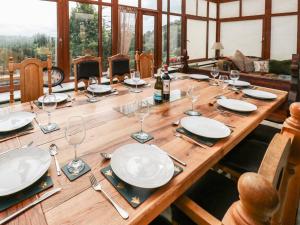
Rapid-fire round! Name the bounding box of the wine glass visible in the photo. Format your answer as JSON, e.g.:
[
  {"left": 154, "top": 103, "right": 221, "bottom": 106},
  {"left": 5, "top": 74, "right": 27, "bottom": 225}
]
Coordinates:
[
  {"left": 65, "top": 116, "right": 86, "bottom": 175},
  {"left": 131, "top": 71, "right": 142, "bottom": 93},
  {"left": 219, "top": 75, "right": 229, "bottom": 90},
  {"left": 185, "top": 85, "right": 201, "bottom": 116},
  {"left": 230, "top": 70, "right": 240, "bottom": 85},
  {"left": 134, "top": 100, "right": 150, "bottom": 140},
  {"left": 88, "top": 77, "right": 98, "bottom": 103},
  {"left": 210, "top": 67, "right": 219, "bottom": 86},
  {"left": 42, "top": 93, "right": 57, "bottom": 132}
]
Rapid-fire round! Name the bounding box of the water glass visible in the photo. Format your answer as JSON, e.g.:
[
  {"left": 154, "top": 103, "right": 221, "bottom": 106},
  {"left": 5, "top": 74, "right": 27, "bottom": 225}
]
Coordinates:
[
  {"left": 88, "top": 77, "right": 98, "bottom": 103},
  {"left": 65, "top": 116, "right": 86, "bottom": 175},
  {"left": 210, "top": 67, "right": 220, "bottom": 86},
  {"left": 185, "top": 85, "right": 201, "bottom": 116},
  {"left": 42, "top": 93, "right": 57, "bottom": 132},
  {"left": 131, "top": 71, "right": 142, "bottom": 93},
  {"left": 219, "top": 75, "right": 229, "bottom": 90},
  {"left": 134, "top": 100, "right": 150, "bottom": 140},
  {"left": 230, "top": 70, "right": 240, "bottom": 85}
]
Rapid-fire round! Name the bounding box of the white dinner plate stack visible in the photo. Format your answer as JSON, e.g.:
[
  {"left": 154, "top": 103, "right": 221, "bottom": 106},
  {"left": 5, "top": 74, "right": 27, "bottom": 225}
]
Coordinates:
[
  {"left": 110, "top": 143, "right": 174, "bottom": 189},
  {"left": 124, "top": 79, "right": 146, "bottom": 86}
]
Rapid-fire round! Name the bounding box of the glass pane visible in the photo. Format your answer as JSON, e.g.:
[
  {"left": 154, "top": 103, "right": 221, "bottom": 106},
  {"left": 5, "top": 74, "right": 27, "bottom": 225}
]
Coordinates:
[
  {"left": 69, "top": 2, "right": 99, "bottom": 76},
  {"left": 102, "top": 0, "right": 111, "bottom": 3},
  {"left": 0, "top": 0, "right": 57, "bottom": 85},
  {"left": 143, "top": 15, "right": 155, "bottom": 53},
  {"left": 186, "top": 0, "right": 197, "bottom": 15},
  {"left": 141, "top": 0, "right": 157, "bottom": 10},
  {"left": 169, "top": 16, "right": 181, "bottom": 63},
  {"left": 119, "top": 0, "right": 138, "bottom": 7},
  {"left": 162, "top": 14, "right": 167, "bottom": 64},
  {"left": 170, "top": 0, "right": 182, "bottom": 13},
  {"left": 187, "top": 19, "right": 207, "bottom": 59},
  {"left": 162, "top": 0, "right": 168, "bottom": 12},
  {"left": 198, "top": 0, "right": 207, "bottom": 17},
  {"left": 208, "top": 21, "right": 216, "bottom": 58},
  {"left": 102, "top": 6, "right": 112, "bottom": 71},
  {"left": 272, "top": 0, "right": 298, "bottom": 13}
]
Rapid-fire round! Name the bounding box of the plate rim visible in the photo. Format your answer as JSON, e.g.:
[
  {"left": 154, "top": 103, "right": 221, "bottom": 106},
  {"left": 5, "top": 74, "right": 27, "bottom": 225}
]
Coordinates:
[
  {"left": 180, "top": 116, "right": 231, "bottom": 139},
  {"left": 217, "top": 98, "right": 258, "bottom": 112},
  {"left": 124, "top": 78, "right": 146, "bottom": 86},
  {"left": 242, "top": 89, "right": 277, "bottom": 100},
  {"left": 110, "top": 143, "right": 174, "bottom": 189},
  {"left": 227, "top": 80, "right": 251, "bottom": 87},
  {"left": 0, "top": 111, "right": 35, "bottom": 133},
  {"left": 0, "top": 147, "right": 51, "bottom": 196},
  {"left": 189, "top": 74, "right": 210, "bottom": 80},
  {"left": 87, "top": 84, "right": 112, "bottom": 93}
]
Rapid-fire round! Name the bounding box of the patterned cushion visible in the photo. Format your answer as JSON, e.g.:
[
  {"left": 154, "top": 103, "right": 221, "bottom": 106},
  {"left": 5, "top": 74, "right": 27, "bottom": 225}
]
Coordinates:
[
  {"left": 244, "top": 57, "right": 259, "bottom": 73},
  {"left": 254, "top": 60, "right": 269, "bottom": 73},
  {"left": 229, "top": 50, "right": 246, "bottom": 71}
]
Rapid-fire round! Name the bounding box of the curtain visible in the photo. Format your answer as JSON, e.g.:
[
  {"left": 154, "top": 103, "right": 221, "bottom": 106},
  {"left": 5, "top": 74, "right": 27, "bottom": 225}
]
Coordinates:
[{"left": 118, "top": 6, "right": 137, "bottom": 55}]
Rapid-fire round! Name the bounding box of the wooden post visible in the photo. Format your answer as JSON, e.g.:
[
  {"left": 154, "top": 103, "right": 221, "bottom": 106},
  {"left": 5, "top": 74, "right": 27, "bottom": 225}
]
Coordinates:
[
  {"left": 8, "top": 57, "right": 14, "bottom": 104},
  {"left": 135, "top": 51, "right": 140, "bottom": 72},
  {"left": 47, "top": 55, "right": 52, "bottom": 94},
  {"left": 222, "top": 173, "right": 279, "bottom": 225}
]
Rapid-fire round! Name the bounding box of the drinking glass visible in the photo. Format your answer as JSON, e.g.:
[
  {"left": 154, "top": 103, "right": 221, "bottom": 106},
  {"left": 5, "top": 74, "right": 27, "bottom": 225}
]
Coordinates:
[
  {"left": 185, "top": 85, "right": 201, "bottom": 116},
  {"left": 131, "top": 71, "right": 142, "bottom": 93},
  {"left": 210, "top": 67, "right": 220, "bottom": 86},
  {"left": 219, "top": 75, "right": 229, "bottom": 90},
  {"left": 42, "top": 93, "right": 57, "bottom": 131},
  {"left": 134, "top": 100, "right": 150, "bottom": 140},
  {"left": 88, "top": 77, "right": 98, "bottom": 103},
  {"left": 65, "top": 116, "right": 86, "bottom": 175},
  {"left": 230, "top": 70, "right": 240, "bottom": 85}
]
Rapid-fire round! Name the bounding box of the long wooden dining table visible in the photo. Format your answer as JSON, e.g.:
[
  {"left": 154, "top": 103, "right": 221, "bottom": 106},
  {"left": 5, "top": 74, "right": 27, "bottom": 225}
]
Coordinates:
[{"left": 0, "top": 73, "right": 288, "bottom": 225}]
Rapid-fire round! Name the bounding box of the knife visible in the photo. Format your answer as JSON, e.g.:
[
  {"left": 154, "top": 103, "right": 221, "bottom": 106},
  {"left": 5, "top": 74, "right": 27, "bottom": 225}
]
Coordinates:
[{"left": 0, "top": 188, "right": 61, "bottom": 225}]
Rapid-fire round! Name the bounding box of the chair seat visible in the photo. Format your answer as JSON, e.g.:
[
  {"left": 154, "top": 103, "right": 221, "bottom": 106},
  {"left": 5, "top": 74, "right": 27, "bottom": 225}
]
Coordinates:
[
  {"left": 150, "top": 215, "right": 172, "bottom": 225},
  {"left": 173, "top": 170, "right": 239, "bottom": 224},
  {"left": 219, "top": 124, "right": 280, "bottom": 174}
]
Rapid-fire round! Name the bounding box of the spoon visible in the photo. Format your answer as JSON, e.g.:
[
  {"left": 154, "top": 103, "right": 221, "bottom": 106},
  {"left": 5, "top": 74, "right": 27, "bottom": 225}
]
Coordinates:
[
  {"left": 100, "top": 152, "right": 113, "bottom": 160},
  {"left": 21, "top": 141, "right": 34, "bottom": 149},
  {"left": 49, "top": 144, "right": 61, "bottom": 176}
]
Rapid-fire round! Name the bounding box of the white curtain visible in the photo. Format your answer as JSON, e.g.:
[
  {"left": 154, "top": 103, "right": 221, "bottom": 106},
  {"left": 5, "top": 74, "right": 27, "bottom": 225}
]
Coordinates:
[{"left": 118, "top": 7, "right": 136, "bottom": 55}]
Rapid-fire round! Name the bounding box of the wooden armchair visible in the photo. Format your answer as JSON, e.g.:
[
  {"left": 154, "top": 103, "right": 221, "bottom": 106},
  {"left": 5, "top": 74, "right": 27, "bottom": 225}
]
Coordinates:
[
  {"left": 73, "top": 55, "right": 102, "bottom": 92},
  {"left": 173, "top": 103, "right": 300, "bottom": 225},
  {"left": 108, "top": 54, "right": 130, "bottom": 84},
  {"left": 135, "top": 51, "right": 154, "bottom": 79},
  {"left": 8, "top": 55, "right": 52, "bottom": 104}
]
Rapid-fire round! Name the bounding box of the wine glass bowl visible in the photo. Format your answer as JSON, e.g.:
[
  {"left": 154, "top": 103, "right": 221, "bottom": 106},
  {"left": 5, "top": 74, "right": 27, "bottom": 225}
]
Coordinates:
[
  {"left": 42, "top": 93, "right": 57, "bottom": 132},
  {"left": 185, "top": 86, "right": 201, "bottom": 116},
  {"left": 134, "top": 100, "right": 150, "bottom": 140},
  {"left": 65, "top": 116, "right": 86, "bottom": 175},
  {"left": 131, "top": 71, "right": 142, "bottom": 93},
  {"left": 229, "top": 70, "right": 240, "bottom": 85},
  {"left": 210, "top": 67, "right": 220, "bottom": 86},
  {"left": 219, "top": 75, "right": 229, "bottom": 90},
  {"left": 88, "top": 77, "right": 98, "bottom": 103}
]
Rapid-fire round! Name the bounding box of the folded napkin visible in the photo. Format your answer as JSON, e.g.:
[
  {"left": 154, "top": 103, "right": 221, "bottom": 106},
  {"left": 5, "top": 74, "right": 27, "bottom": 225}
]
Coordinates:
[
  {"left": 101, "top": 165, "right": 183, "bottom": 208},
  {"left": 0, "top": 175, "right": 53, "bottom": 211},
  {"left": 0, "top": 123, "right": 34, "bottom": 142}
]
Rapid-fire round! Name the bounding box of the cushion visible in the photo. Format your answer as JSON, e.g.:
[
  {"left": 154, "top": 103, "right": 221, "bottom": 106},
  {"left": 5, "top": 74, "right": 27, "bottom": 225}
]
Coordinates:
[
  {"left": 76, "top": 61, "right": 100, "bottom": 80},
  {"left": 244, "top": 57, "right": 256, "bottom": 73},
  {"left": 229, "top": 50, "right": 246, "bottom": 71},
  {"left": 216, "top": 59, "right": 234, "bottom": 71},
  {"left": 172, "top": 170, "right": 239, "bottom": 223},
  {"left": 269, "top": 59, "right": 292, "bottom": 75},
  {"left": 111, "top": 59, "right": 130, "bottom": 77},
  {"left": 248, "top": 124, "right": 280, "bottom": 144},
  {"left": 254, "top": 60, "right": 269, "bottom": 73}
]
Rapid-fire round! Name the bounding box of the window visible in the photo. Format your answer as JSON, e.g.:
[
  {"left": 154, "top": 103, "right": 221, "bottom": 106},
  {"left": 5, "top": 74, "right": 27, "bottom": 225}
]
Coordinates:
[
  {"left": 187, "top": 19, "right": 207, "bottom": 60},
  {"left": 170, "top": 0, "right": 182, "bottom": 14},
  {"left": 143, "top": 15, "right": 155, "bottom": 53},
  {"left": 0, "top": 0, "right": 57, "bottom": 84},
  {"left": 102, "top": 6, "right": 112, "bottom": 71},
  {"left": 119, "top": 0, "right": 138, "bottom": 7},
  {"left": 162, "top": 0, "right": 168, "bottom": 12},
  {"left": 162, "top": 14, "right": 168, "bottom": 64},
  {"left": 169, "top": 16, "right": 181, "bottom": 62},
  {"left": 141, "top": 0, "right": 157, "bottom": 10}
]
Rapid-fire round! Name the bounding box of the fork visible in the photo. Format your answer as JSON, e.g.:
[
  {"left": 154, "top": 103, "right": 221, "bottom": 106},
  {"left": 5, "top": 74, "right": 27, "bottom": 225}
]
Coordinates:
[{"left": 89, "top": 174, "right": 129, "bottom": 220}]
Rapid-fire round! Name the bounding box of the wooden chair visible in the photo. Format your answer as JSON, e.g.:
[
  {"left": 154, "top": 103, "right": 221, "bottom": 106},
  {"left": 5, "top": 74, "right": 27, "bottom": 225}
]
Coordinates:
[
  {"left": 135, "top": 51, "right": 154, "bottom": 79},
  {"left": 108, "top": 54, "right": 130, "bottom": 84},
  {"left": 73, "top": 55, "right": 102, "bottom": 92},
  {"left": 8, "top": 55, "right": 52, "bottom": 104},
  {"left": 173, "top": 103, "right": 300, "bottom": 225}
]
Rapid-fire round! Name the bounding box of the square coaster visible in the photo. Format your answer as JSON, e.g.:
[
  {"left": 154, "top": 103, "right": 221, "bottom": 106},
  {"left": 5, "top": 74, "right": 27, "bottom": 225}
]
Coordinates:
[
  {"left": 40, "top": 124, "right": 60, "bottom": 134},
  {"left": 131, "top": 132, "right": 154, "bottom": 144},
  {"left": 61, "top": 159, "right": 91, "bottom": 182}
]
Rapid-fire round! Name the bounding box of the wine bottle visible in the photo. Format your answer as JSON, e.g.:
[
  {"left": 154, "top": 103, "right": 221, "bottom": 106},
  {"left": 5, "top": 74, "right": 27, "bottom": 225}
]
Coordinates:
[
  {"left": 162, "top": 64, "right": 171, "bottom": 101},
  {"left": 153, "top": 75, "right": 163, "bottom": 104}
]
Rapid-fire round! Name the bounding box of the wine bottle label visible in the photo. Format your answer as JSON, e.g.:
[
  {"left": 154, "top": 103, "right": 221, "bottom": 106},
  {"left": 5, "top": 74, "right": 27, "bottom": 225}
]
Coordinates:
[
  {"left": 154, "top": 89, "right": 162, "bottom": 101},
  {"left": 163, "top": 80, "right": 170, "bottom": 95}
]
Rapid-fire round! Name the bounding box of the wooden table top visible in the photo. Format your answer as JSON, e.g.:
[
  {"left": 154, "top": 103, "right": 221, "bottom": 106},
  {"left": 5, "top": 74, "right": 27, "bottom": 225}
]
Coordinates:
[{"left": 0, "top": 74, "right": 288, "bottom": 225}]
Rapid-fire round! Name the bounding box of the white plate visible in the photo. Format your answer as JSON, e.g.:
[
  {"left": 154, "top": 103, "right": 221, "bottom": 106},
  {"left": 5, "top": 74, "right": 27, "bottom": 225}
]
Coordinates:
[
  {"left": 217, "top": 99, "right": 257, "bottom": 112},
  {"left": 0, "top": 111, "right": 35, "bottom": 133},
  {"left": 111, "top": 143, "right": 174, "bottom": 189},
  {"left": 124, "top": 79, "right": 146, "bottom": 86},
  {"left": 180, "top": 116, "right": 231, "bottom": 139},
  {"left": 87, "top": 84, "right": 112, "bottom": 94},
  {"left": 38, "top": 93, "right": 68, "bottom": 104},
  {"left": 242, "top": 89, "right": 277, "bottom": 100},
  {"left": 0, "top": 147, "right": 51, "bottom": 196},
  {"left": 226, "top": 80, "right": 251, "bottom": 87},
  {"left": 189, "top": 74, "right": 210, "bottom": 80}
]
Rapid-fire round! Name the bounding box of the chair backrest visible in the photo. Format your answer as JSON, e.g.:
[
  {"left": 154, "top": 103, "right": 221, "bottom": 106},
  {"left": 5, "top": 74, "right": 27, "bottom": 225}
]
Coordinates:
[
  {"left": 8, "top": 55, "right": 52, "bottom": 103},
  {"left": 108, "top": 54, "right": 130, "bottom": 84},
  {"left": 289, "top": 54, "right": 300, "bottom": 103},
  {"left": 135, "top": 51, "right": 154, "bottom": 79},
  {"left": 73, "top": 56, "right": 102, "bottom": 91}
]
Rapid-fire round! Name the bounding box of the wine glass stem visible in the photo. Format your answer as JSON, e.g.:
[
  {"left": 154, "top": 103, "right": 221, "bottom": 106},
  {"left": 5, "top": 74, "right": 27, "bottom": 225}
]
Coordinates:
[
  {"left": 74, "top": 145, "right": 78, "bottom": 161},
  {"left": 192, "top": 101, "right": 194, "bottom": 111},
  {"left": 136, "top": 83, "right": 138, "bottom": 91},
  {"left": 48, "top": 112, "right": 51, "bottom": 126},
  {"left": 140, "top": 119, "right": 144, "bottom": 133}
]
